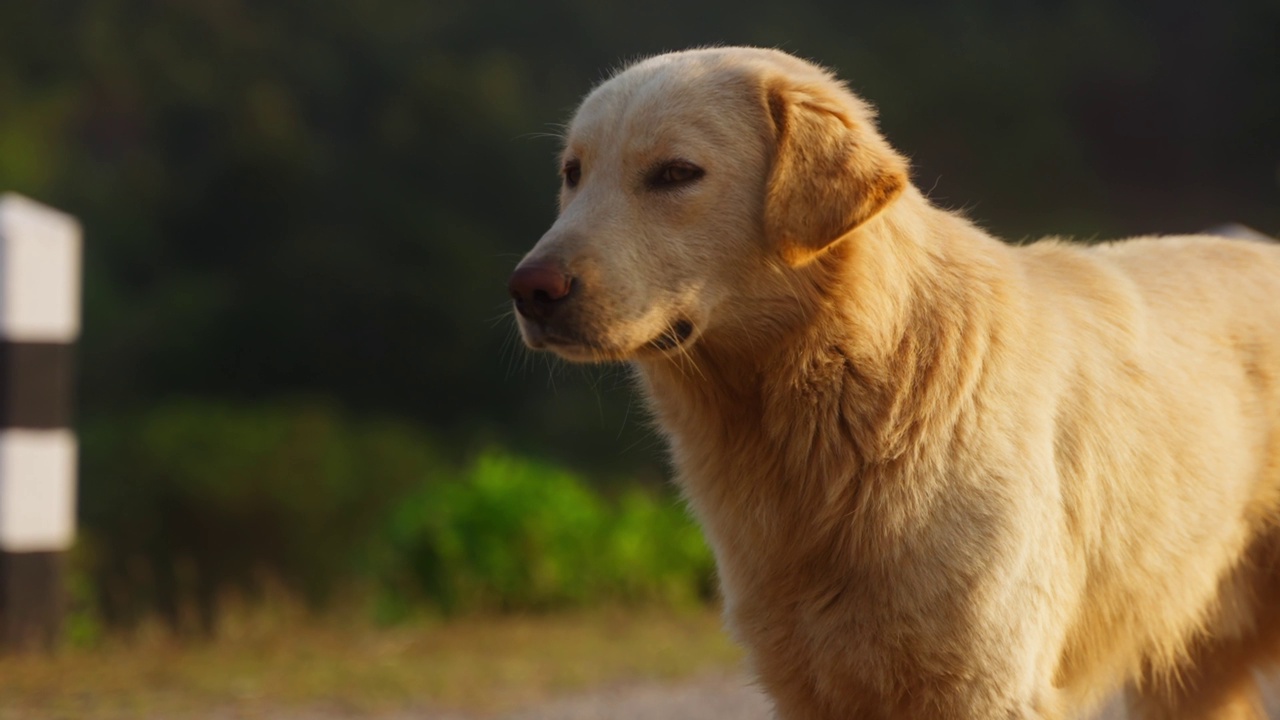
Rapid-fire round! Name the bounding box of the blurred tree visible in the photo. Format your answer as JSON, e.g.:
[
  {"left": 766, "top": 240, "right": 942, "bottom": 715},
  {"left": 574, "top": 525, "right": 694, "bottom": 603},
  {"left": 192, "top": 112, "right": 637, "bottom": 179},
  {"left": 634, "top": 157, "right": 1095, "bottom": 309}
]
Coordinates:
[{"left": 0, "top": 0, "right": 1275, "bottom": 478}]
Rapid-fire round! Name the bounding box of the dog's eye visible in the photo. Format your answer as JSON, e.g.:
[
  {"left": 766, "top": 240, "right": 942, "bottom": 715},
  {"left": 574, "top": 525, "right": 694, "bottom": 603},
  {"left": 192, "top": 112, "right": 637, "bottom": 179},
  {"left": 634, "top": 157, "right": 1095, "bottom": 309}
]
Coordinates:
[
  {"left": 648, "top": 161, "right": 705, "bottom": 190},
  {"left": 562, "top": 159, "right": 582, "bottom": 189}
]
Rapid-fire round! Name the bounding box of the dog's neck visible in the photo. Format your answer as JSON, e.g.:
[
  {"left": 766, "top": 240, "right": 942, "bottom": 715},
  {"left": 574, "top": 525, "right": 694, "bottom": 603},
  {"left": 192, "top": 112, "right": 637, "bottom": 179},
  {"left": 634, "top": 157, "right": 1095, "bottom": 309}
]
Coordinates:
[{"left": 633, "top": 188, "right": 1011, "bottom": 544}]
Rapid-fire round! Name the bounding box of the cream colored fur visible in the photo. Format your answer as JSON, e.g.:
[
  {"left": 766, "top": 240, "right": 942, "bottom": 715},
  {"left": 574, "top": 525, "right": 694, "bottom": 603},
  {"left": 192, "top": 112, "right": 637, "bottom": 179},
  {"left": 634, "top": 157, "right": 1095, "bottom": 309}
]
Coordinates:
[{"left": 512, "top": 47, "right": 1280, "bottom": 719}]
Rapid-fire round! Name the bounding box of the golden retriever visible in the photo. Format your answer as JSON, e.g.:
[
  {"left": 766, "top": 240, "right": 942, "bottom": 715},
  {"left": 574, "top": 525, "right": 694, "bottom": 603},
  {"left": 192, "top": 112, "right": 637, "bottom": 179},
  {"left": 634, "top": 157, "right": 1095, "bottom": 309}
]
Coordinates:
[{"left": 508, "top": 47, "right": 1280, "bottom": 719}]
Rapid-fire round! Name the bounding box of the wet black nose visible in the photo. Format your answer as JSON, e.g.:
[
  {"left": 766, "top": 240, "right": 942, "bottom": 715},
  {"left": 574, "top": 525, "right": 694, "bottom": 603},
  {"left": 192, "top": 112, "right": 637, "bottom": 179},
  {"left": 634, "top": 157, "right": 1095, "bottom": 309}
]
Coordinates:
[{"left": 508, "top": 263, "right": 574, "bottom": 322}]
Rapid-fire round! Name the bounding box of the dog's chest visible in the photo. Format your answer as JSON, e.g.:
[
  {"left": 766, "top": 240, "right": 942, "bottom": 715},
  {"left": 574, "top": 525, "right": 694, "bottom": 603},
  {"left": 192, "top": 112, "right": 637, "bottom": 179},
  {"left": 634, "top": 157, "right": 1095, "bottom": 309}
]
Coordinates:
[
  {"left": 705, "top": 485, "right": 1005, "bottom": 718},
  {"left": 669, "top": 411, "right": 1023, "bottom": 674},
  {"left": 681, "top": 436, "right": 985, "bottom": 616},
  {"left": 642, "top": 357, "right": 1023, "bottom": 657}
]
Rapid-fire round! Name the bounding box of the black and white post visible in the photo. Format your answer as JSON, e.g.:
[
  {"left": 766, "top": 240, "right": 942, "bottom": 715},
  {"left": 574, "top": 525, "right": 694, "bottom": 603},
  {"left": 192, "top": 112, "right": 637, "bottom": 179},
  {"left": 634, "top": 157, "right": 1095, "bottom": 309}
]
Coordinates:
[{"left": 0, "top": 194, "right": 80, "bottom": 651}]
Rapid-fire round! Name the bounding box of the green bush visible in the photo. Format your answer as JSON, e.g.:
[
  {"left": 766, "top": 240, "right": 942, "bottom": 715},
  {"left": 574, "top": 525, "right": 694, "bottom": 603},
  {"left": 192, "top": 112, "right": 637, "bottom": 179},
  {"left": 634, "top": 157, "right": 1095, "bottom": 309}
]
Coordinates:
[
  {"left": 78, "top": 401, "right": 714, "bottom": 631},
  {"left": 79, "top": 400, "right": 442, "bottom": 631},
  {"left": 384, "top": 450, "right": 714, "bottom": 615},
  {"left": 599, "top": 489, "right": 715, "bottom": 605}
]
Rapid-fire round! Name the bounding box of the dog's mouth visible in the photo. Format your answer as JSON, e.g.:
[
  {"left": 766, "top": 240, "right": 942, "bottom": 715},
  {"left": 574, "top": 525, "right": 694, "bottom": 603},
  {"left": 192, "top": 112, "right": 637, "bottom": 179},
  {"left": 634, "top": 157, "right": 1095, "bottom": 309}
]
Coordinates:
[
  {"left": 644, "top": 319, "right": 695, "bottom": 353},
  {"left": 520, "top": 316, "right": 696, "bottom": 362}
]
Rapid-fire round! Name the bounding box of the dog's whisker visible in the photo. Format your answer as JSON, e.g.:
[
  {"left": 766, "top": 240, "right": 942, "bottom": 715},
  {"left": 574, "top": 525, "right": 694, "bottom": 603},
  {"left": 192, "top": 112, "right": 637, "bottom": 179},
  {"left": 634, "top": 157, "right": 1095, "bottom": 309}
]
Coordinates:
[
  {"left": 674, "top": 330, "right": 707, "bottom": 382},
  {"left": 501, "top": 326, "right": 534, "bottom": 381},
  {"left": 512, "top": 131, "right": 568, "bottom": 142},
  {"left": 616, "top": 394, "right": 634, "bottom": 440},
  {"left": 487, "top": 307, "right": 518, "bottom": 328}
]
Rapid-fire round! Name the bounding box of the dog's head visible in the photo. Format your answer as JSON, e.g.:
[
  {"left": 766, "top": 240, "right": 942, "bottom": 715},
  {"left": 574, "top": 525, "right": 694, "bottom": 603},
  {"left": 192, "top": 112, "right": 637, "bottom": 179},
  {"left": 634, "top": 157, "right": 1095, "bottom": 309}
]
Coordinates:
[{"left": 510, "top": 47, "right": 908, "bottom": 363}]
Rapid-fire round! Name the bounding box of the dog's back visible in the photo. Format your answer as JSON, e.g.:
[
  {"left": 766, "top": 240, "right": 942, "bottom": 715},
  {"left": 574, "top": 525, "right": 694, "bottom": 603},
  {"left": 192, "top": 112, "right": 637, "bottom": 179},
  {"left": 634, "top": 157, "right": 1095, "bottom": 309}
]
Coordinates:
[{"left": 1004, "top": 233, "right": 1280, "bottom": 711}]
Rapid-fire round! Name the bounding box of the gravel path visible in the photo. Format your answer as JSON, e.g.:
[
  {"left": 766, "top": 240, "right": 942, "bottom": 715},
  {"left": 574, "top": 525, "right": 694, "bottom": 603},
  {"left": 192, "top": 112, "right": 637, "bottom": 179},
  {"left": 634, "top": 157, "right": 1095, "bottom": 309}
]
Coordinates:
[
  {"left": 482, "top": 675, "right": 1280, "bottom": 720},
  {"left": 249, "top": 673, "right": 1277, "bottom": 719},
  {"left": 493, "top": 676, "right": 1129, "bottom": 720},
  {"left": 499, "top": 673, "right": 773, "bottom": 720},
  {"left": 494, "top": 675, "right": 1280, "bottom": 720}
]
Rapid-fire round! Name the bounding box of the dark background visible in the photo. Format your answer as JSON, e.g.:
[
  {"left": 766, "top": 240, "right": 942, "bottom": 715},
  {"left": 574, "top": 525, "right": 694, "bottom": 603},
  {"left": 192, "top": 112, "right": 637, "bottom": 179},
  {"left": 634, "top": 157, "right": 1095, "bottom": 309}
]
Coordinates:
[{"left": 1, "top": 0, "right": 1277, "bottom": 626}]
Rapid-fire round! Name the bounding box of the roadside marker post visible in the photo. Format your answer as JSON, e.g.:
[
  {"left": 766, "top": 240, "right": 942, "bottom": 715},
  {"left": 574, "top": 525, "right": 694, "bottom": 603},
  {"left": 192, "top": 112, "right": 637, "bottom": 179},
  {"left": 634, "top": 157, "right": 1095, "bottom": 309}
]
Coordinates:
[{"left": 0, "top": 194, "right": 81, "bottom": 651}]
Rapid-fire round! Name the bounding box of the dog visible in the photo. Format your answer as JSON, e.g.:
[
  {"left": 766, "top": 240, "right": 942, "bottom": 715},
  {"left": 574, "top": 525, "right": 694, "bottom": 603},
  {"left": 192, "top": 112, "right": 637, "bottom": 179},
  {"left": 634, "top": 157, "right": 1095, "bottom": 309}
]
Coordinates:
[{"left": 508, "top": 47, "right": 1280, "bottom": 719}]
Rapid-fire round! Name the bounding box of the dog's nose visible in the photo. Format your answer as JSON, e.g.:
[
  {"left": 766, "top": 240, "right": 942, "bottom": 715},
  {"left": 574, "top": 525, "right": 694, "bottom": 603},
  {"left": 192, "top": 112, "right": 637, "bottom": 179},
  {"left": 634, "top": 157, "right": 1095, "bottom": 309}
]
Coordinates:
[{"left": 508, "top": 263, "right": 574, "bottom": 322}]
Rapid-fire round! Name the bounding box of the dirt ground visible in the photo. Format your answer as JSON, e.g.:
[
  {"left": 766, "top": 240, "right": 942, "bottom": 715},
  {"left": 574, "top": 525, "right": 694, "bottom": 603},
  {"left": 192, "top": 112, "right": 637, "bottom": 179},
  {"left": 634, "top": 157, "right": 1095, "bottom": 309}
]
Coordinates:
[
  {"left": 249, "top": 675, "right": 1275, "bottom": 720},
  {"left": 491, "top": 673, "right": 1280, "bottom": 720},
  {"left": 494, "top": 677, "right": 1121, "bottom": 720},
  {"left": 29, "top": 671, "right": 1279, "bottom": 719}
]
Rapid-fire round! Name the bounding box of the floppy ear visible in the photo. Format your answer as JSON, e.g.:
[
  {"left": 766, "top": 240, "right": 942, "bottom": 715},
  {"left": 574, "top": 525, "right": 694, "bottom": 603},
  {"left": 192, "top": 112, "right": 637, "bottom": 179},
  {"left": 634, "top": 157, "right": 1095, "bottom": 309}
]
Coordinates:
[{"left": 764, "top": 80, "right": 908, "bottom": 266}]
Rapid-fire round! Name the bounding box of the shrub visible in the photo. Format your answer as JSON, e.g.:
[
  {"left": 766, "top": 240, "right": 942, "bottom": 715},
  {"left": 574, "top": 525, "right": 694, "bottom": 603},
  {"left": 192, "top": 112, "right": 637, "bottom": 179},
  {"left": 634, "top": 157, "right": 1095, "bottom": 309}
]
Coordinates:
[
  {"left": 384, "top": 450, "right": 714, "bottom": 614},
  {"left": 78, "top": 402, "right": 713, "bottom": 630},
  {"left": 79, "top": 400, "right": 442, "bottom": 631}
]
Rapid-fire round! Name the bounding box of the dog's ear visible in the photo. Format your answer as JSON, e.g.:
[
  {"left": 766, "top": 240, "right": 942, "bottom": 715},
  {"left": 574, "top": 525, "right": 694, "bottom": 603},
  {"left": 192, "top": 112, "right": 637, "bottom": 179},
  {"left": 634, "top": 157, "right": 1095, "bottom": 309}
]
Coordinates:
[{"left": 763, "top": 79, "right": 908, "bottom": 266}]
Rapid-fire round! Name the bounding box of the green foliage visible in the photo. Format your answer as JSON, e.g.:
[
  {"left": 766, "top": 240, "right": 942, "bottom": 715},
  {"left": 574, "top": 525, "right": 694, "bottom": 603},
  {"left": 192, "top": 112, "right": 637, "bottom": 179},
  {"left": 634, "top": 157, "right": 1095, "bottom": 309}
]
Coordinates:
[
  {"left": 602, "top": 490, "right": 715, "bottom": 605},
  {"left": 79, "top": 400, "right": 443, "bottom": 630},
  {"left": 63, "top": 544, "right": 106, "bottom": 649},
  {"left": 79, "top": 402, "right": 712, "bottom": 631},
  {"left": 384, "top": 450, "right": 713, "bottom": 615}
]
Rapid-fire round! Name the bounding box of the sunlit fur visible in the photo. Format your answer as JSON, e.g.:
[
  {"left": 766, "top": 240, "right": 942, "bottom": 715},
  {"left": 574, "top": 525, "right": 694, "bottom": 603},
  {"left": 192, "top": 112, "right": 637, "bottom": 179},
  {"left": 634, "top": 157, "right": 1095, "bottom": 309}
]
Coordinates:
[{"left": 513, "top": 47, "right": 1280, "bottom": 719}]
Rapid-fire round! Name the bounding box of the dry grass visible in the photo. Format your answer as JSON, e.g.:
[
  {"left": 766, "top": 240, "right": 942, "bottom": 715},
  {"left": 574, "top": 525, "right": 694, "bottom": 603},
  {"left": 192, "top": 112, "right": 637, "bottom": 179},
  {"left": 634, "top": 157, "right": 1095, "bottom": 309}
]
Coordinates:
[{"left": 0, "top": 603, "right": 743, "bottom": 720}]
